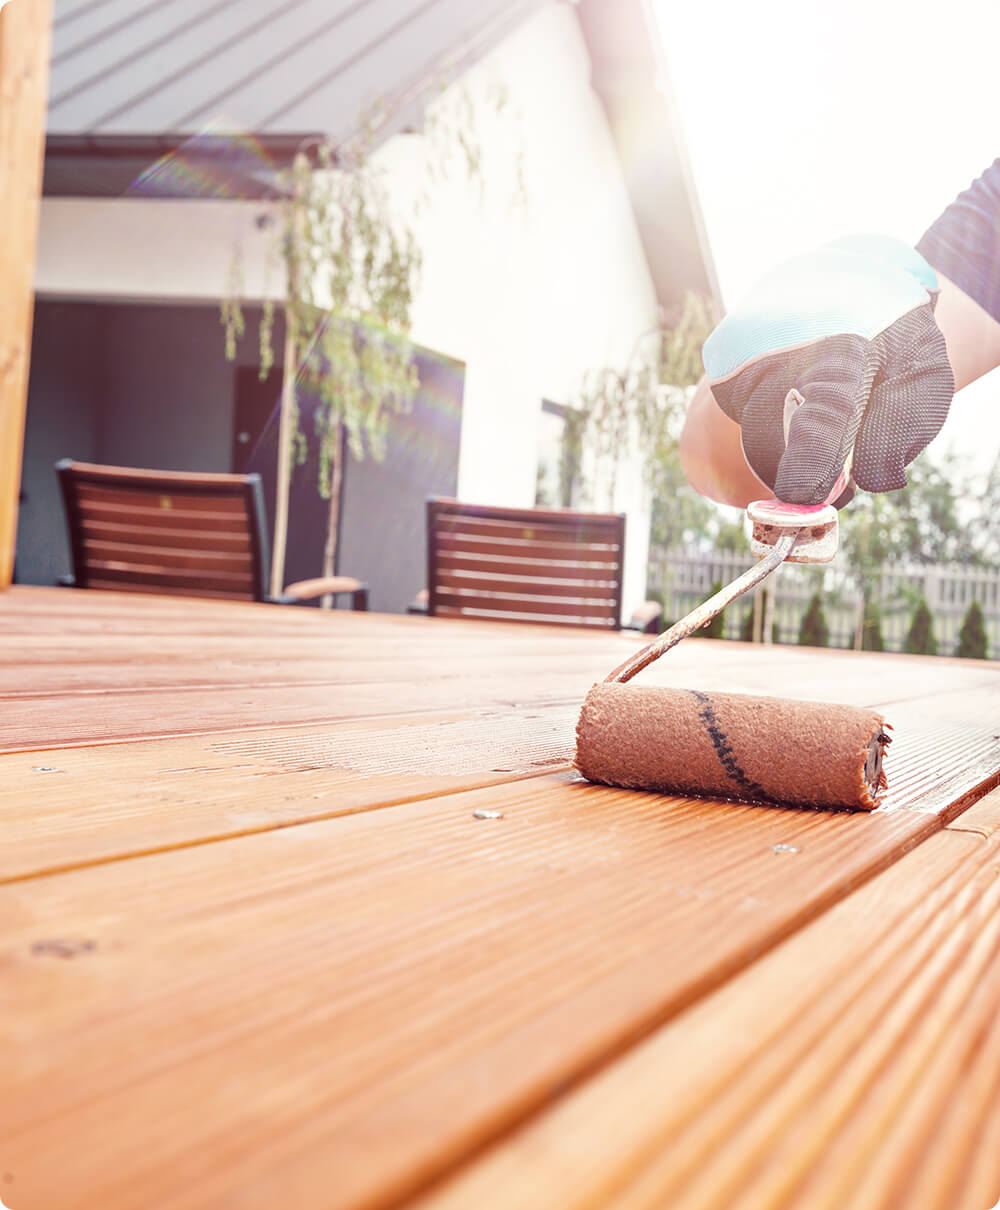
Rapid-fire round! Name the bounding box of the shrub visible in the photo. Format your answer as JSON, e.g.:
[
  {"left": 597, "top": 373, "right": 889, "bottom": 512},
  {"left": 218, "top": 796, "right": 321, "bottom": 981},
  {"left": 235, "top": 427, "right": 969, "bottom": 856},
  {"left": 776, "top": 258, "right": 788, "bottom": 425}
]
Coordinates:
[
  {"left": 904, "top": 598, "right": 938, "bottom": 656},
  {"left": 956, "top": 599, "right": 988, "bottom": 659},
  {"left": 861, "top": 601, "right": 885, "bottom": 652},
  {"left": 798, "top": 592, "right": 830, "bottom": 648}
]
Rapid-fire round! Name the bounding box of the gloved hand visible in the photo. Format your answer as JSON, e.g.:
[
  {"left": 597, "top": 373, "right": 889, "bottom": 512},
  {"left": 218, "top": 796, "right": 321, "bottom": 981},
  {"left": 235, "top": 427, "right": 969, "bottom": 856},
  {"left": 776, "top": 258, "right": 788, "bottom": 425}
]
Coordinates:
[{"left": 701, "top": 235, "right": 955, "bottom": 506}]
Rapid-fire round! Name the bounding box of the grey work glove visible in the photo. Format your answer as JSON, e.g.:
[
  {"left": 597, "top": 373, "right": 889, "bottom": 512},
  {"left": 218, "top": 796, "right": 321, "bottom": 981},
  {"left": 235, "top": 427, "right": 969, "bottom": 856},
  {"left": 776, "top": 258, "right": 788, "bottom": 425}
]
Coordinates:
[{"left": 701, "top": 235, "right": 955, "bottom": 506}]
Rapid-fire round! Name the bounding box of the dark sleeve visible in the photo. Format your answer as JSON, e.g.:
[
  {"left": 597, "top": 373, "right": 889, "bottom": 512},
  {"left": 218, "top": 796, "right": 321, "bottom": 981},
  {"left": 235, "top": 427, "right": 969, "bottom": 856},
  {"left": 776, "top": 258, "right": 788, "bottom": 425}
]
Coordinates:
[{"left": 916, "top": 158, "right": 1000, "bottom": 324}]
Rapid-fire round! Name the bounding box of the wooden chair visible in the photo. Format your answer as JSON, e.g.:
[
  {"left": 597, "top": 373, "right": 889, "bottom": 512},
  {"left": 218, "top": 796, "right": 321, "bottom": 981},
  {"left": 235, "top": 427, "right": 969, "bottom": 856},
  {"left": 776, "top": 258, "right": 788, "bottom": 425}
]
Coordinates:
[
  {"left": 425, "top": 497, "right": 628, "bottom": 629},
  {"left": 55, "top": 460, "right": 368, "bottom": 609}
]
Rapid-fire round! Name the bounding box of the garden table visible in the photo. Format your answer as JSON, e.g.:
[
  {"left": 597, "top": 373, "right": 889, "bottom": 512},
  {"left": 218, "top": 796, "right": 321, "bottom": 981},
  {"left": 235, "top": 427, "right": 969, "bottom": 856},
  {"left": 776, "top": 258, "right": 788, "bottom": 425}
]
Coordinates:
[{"left": 0, "top": 585, "right": 998, "bottom": 1210}]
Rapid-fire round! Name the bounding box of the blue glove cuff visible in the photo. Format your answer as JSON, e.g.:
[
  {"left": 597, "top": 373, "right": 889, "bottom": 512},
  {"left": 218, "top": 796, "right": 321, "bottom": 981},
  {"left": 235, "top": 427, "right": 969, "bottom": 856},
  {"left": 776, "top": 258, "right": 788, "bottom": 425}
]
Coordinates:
[{"left": 702, "top": 236, "right": 938, "bottom": 381}]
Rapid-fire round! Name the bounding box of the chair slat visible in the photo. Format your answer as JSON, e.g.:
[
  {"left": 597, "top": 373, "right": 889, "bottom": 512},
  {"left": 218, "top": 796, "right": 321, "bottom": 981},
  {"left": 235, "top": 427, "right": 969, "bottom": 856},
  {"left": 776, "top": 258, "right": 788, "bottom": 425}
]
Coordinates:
[
  {"left": 427, "top": 498, "right": 625, "bottom": 629},
  {"left": 82, "top": 540, "right": 253, "bottom": 574},
  {"left": 433, "top": 603, "right": 617, "bottom": 628},
  {"left": 436, "top": 570, "right": 619, "bottom": 600},
  {"left": 437, "top": 515, "right": 622, "bottom": 547},
  {"left": 433, "top": 590, "right": 620, "bottom": 620},
  {"left": 82, "top": 564, "right": 255, "bottom": 593},
  {"left": 435, "top": 534, "right": 621, "bottom": 565},
  {"left": 436, "top": 552, "right": 621, "bottom": 582},
  {"left": 76, "top": 484, "right": 248, "bottom": 514},
  {"left": 80, "top": 519, "right": 252, "bottom": 553},
  {"left": 77, "top": 500, "right": 251, "bottom": 533},
  {"left": 84, "top": 578, "right": 255, "bottom": 601}
]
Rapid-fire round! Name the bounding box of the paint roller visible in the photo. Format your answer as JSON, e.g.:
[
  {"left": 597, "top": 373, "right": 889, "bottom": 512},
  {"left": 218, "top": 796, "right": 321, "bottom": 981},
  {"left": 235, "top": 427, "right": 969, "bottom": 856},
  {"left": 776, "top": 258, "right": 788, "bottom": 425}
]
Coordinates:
[{"left": 575, "top": 499, "right": 891, "bottom": 811}]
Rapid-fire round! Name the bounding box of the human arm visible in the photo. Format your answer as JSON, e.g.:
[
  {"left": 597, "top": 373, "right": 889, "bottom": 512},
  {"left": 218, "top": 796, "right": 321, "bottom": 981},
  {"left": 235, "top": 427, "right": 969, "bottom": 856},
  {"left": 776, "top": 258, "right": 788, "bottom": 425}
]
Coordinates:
[
  {"left": 680, "top": 160, "right": 1000, "bottom": 509},
  {"left": 680, "top": 272, "right": 1000, "bottom": 509}
]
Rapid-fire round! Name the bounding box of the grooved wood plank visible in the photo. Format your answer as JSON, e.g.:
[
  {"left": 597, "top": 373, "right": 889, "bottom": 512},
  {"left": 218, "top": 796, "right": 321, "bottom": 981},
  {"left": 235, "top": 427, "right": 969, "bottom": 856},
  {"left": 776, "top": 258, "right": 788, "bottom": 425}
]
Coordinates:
[
  {"left": 0, "top": 586, "right": 997, "bottom": 1210},
  {"left": 0, "top": 778, "right": 941, "bottom": 1210},
  {"left": 3, "top": 587, "right": 997, "bottom": 748},
  {"left": 0, "top": 706, "right": 579, "bottom": 882},
  {"left": 413, "top": 789, "right": 1000, "bottom": 1210},
  {"left": 0, "top": 688, "right": 997, "bottom": 885}
]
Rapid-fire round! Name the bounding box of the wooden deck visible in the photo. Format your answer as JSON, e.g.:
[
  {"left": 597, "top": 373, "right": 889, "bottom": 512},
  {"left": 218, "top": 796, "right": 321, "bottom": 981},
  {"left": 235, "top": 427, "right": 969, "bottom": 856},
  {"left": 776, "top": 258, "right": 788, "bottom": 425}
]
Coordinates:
[{"left": 1, "top": 584, "right": 998, "bottom": 1210}]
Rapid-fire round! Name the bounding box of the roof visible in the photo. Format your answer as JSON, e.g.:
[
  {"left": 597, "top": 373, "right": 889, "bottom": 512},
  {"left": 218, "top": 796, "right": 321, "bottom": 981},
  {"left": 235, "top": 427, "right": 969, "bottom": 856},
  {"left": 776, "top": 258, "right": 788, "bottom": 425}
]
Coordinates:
[
  {"left": 44, "top": 0, "right": 546, "bottom": 195},
  {"left": 576, "top": 0, "right": 721, "bottom": 311},
  {"left": 47, "top": 0, "right": 543, "bottom": 136},
  {"left": 43, "top": 0, "right": 720, "bottom": 308}
]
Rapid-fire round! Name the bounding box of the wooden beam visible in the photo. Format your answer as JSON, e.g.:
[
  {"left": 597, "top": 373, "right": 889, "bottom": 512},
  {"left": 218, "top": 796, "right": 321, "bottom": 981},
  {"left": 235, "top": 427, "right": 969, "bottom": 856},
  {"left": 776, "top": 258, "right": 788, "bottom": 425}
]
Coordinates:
[{"left": 0, "top": 0, "right": 51, "bottom": 590}]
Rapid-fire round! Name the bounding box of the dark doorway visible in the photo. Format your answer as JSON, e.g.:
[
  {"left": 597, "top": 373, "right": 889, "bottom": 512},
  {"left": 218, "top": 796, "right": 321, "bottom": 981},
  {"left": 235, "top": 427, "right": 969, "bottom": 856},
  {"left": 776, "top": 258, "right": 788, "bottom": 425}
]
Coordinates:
[
  {"left": 232, "top": 366, "right": 283, "bottom": 473},
  {"left": 246, "top": 346, "right": 465, "bottom": 611}
]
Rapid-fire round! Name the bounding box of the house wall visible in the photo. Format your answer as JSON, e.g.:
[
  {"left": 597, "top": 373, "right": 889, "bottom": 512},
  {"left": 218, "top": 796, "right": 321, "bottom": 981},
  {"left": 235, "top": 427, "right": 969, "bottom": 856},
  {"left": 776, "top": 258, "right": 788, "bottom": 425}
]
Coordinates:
[
  {"left": 100, "top": 304, "right": 235, "bottom": 471},
  {"left": 384, "top": 2, "right": 659, "bottom": 616},
  {"left": 32, "top": 2, "right": 660, "bottom": 615},
  {"left": 16, "top": 304, "right": 103, "bottom": 586},
  {"left": 16, "top": 301, "right": 256, "bottom": 586}
]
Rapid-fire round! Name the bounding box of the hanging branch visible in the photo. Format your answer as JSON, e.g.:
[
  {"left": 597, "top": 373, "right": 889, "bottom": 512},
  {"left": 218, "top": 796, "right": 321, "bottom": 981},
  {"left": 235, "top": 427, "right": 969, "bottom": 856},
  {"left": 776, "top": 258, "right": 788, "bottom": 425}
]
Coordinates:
[{"left": 221, "top": 77, "right": 524, "bottom": 601}]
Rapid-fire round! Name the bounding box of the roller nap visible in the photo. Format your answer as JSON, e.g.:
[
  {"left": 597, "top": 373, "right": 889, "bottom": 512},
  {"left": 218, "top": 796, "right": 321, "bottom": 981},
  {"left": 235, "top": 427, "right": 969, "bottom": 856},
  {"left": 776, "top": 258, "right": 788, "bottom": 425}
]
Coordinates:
[{"left": 576, "top": 684, "right": 890, "bottom": 811}]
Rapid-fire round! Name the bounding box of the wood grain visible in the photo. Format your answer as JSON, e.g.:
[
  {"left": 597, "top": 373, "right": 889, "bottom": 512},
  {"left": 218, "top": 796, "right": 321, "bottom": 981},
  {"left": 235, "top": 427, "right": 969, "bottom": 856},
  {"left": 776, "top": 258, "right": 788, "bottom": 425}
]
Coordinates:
[
  {"left": 0, "top": 586, "right": 997, "bottom": 1210},
  {"left": 0, "top": 778, "right": 940, "bottom": 1210},
  {"left": 415, "top": 789, "right": 1000, "bottom": 1210},
  {"left": 0, "top": 0, "right": 51, "bottom": 588}
]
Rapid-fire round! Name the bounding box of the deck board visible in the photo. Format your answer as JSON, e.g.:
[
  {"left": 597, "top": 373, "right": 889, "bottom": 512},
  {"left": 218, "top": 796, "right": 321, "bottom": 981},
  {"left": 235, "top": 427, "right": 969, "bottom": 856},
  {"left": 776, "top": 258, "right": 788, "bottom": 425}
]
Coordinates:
[
  {"left": 0, "top": 586, "right": 998, "bottom": 1210},
  {"left": 414, "top": 790, "right": 1000, "bottom": 1210},
  {"left": 0, "top": 779, "right": 938, "bottom": 1210}
]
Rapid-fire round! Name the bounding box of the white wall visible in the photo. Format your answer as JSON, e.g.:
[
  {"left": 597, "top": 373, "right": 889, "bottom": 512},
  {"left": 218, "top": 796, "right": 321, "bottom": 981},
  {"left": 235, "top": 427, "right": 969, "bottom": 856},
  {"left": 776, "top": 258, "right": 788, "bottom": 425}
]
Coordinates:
[
  {"left": 33, "top": 2, "right": 659, "bottom": 615},
  {"left": 382, "top": 3, "right": 659, "bottom": 615}
]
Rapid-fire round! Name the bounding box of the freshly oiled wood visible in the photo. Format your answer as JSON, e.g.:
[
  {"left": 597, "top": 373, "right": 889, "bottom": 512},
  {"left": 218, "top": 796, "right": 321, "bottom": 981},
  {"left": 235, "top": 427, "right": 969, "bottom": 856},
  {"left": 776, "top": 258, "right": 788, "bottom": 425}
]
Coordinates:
[
  {"left": 0, "top": 0, "right": 51, "bottom": 588},
  {"left": 0, "top": 778, "right": 939, "bottom": 1210},
  {"left": 0, "top": 705, "right": 578, "bottom": 882},
  {"left": 0, "top": 685, "right": 996, "bottom": 887},
  {"left": 0, "top": 588, "right": 997, "bottom": 755},
  {"left": 415, "top": 789, "right": 1000, "bottom": 1210},
  {"left": 0, "top": 586, "right": 997, "bottom": 1210}
]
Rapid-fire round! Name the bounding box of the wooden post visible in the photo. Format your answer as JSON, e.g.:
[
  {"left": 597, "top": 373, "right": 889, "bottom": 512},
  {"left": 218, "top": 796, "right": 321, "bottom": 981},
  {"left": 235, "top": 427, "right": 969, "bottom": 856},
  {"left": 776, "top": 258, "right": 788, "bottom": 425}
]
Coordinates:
[
  {"left": 0, "top": 0, "right": 52, "bottom": 590},
  {"left": 762, "top": 583, "right": 775, "bottom": 645},
  {"left": 269, "top": 318, "right": 297, "bottom": 599}
]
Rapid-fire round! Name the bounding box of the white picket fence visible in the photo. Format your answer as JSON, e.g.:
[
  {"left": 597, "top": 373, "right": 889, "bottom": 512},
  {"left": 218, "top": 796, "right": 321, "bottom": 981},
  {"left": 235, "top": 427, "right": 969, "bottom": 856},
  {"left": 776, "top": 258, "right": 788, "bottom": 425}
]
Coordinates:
[{"left": 648, "top": 549, "right": 1000, "bottom": 659}]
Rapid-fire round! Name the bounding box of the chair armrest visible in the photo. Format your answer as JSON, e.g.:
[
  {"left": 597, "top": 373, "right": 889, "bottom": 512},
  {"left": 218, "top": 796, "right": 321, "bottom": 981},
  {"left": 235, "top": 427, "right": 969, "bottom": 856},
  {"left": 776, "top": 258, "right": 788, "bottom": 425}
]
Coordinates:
[
  {"left": 280, "top": 577, "right": 369, "bottom": 611},
  {"left": 406, "top": 588, "right": 429, "bottom": 615},
  {"left": 56, "top": 575, "right": 76, "bottom": 588},
  {"left": 623, "top": 600, "right": 662, "bottom": 634}
]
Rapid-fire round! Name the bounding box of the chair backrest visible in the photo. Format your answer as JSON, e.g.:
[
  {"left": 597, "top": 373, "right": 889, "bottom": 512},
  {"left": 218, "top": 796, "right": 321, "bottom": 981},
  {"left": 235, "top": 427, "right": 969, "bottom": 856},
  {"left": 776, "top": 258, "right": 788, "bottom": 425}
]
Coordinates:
[
  {"left": 56, "top": 460, "right": 271, "bottom": 601},
  {"left": 426, "top": 497, "right": 626, "bottom": 629}
]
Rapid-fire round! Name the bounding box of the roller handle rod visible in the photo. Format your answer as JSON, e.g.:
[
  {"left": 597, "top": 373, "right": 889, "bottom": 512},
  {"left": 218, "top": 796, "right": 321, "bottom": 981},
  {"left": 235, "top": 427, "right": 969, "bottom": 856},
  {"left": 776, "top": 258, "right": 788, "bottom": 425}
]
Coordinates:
[{"left": 604, "top": 531, "right": 799, "bottom": 685}]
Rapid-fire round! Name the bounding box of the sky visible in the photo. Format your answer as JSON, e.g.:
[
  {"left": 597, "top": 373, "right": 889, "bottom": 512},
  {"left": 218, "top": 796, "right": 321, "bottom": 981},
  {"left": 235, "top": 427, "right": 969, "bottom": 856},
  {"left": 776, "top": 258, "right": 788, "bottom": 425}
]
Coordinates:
[{"left": 654, "top": 0, "right": 1000, "bottom": 480}]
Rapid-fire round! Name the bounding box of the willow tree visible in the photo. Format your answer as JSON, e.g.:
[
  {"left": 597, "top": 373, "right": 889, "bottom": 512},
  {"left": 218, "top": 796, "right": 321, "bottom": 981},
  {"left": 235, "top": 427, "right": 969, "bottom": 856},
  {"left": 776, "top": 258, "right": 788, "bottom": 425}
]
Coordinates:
[
  {"left": 222, "top": 83, "right": 520, "bottom": 601},
  {"left": 572, "top": 292, "right": 718, "bottom": 515}
]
